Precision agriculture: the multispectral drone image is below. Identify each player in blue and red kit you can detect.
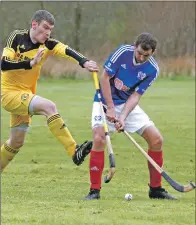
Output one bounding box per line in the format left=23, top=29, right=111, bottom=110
left=84, top=33, right=177, bottom=200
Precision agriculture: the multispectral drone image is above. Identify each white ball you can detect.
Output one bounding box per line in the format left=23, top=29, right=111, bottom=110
left=125, top=193, right=133, bottom=201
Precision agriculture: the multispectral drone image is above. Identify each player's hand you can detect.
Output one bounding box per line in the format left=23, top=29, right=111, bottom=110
left=30, top=48, right=46, bottom=67
left=115, top=117, right=125, bottom=132
left=106, top=106, right=116, bottom=123
left=83, top=60, right=99, bottom=72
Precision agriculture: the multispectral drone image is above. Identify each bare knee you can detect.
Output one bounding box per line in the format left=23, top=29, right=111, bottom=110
left=44, top=101, right=57, bottom=116
left=8, top=128, right=27, bottom=149
left=142, top=126, right=163, bottom=151
left=31, top=96, right=58, bottom=116
left=9, top=138, right=24, bottom=149
left=92, top=127, right=106, bottom=151
left=150, top=134, right=163, bottom=150
left=94, top=133, right=105, bottom=146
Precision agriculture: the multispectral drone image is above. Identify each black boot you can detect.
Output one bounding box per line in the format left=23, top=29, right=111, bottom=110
left=83, top=189, right=100, bottom=200
left=72, top=140, right=92, bottom=166
left=149, top=186, right=177, bottom=200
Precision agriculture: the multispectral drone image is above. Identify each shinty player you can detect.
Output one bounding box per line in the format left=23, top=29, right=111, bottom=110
left=84, top=33, right=177, bottom=200
left=1, top=10, right=99, bottom=172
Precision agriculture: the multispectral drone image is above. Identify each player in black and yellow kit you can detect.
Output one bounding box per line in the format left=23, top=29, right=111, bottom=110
left=1, top=10, right=99, bottom=172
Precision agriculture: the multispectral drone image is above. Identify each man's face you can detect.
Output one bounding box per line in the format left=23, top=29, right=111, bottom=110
left=32, top=20, right=54, bottom=43
left=134, top=44, right=154, bottom=63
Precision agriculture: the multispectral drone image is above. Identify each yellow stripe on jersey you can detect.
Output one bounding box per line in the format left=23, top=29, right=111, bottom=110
left=49, top=42, right=87, bottom=65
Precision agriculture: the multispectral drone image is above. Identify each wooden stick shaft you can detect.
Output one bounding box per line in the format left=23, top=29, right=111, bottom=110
left=123, top=130, right=163, bottom=174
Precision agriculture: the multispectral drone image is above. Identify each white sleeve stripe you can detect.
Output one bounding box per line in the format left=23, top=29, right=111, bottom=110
left=149, top=59, right=159, bottom=72
left=149, top=56, right=159, bottom=68
left=7, top=33, right=17, bottom=48
left=110, top=46, right=128, bottom=61
left=7, top=30, right=28, bottom=48
left=149, top=56, right=158, bottom=65
left=67, top=47, right=85, bottom=58
left=149, top=72, right=158, bottom=86
left=110, top=45, right=133, bottom=62
left=111, top=47, right=130, bottom=63
left=111, top=47, right=133, bottom=63
left=111, top=45, right=133, bottom=61
left=149, top=58, right=159, bottom=73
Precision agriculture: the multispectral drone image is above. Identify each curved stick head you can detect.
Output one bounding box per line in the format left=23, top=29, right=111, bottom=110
left=104, top=175, right=111, bottom=183
left=104, top=167, right=116, bottom=183
left=162, top=172, right=196, bottom=193
left=184, top=181, right=196, bottom=192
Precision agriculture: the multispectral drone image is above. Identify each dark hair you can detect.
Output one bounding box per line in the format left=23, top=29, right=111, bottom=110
left=135, top=33, right=157, bottom=52
left=31, top=10, right=55, bottom=25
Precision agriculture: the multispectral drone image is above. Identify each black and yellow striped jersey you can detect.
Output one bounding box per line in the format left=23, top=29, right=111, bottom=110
left=1, top=29, right=88, bottom=93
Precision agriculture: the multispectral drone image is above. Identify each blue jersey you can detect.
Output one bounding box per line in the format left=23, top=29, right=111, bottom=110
left=94, top=44, right=159, bottom=105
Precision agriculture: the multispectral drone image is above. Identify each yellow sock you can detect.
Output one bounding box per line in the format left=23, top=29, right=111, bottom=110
left=1, top=142, right=19, bottom=172
left=47, top=114, right=76, bottom=156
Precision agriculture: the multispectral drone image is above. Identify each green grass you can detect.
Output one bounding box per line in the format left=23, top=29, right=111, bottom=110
left=1, top=78, right=195, bottom=225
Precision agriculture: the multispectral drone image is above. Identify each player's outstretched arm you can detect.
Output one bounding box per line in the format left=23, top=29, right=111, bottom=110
left=82, top=60, right=99, bottom=72
left=47, top=39, right=99, bottom=72
left=65, top=46, right=99, bottom=72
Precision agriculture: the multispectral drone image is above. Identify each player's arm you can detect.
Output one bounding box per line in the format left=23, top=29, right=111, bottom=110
left=1, top=56, right=32, bottom=71
left=65, top=46, right=89, bottom=67
left=46, top=39, right=98, bottom=71
left=100, top=69, right=115, bottom=122
left=120, top=70, right=159, bottom=122
left=100, top=46, right=126, bottom=121
left=115, top=70, right=159, bottom=131
left=100, top=69, right=115, bottom=109
left=101, top=45, right=127, bottom=108
left=1, top=31, right=32, bottom=71
left=115, top=91, right=142, bottom=131
left=47, top=39, right=88, bottom=66
left=119, top=92, right=142, bottom=121
left=115, top=73, right=157, bottom=132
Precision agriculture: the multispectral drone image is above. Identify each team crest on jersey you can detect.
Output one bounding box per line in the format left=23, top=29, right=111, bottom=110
left=137, top=71, right=147, bottom=80
left=19, top=44, right=25, bottom=50
left=107, top=62, right=111, bottom=67
left=21, top=93, right=29, bottom=101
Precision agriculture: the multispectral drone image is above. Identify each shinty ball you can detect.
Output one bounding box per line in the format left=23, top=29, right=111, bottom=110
left=125, top=193, right=133, bottom=201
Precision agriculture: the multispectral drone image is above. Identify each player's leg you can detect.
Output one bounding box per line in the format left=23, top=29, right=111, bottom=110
left=124, top=105, right=177, bottom=199
left=124, top=105, right=161, bottom=185
left=83, top=126, right=105, bottom=200
left=83, top=102, right=110, bottom=200
left=125, top=105, right=177, bottom=200
left=1, top=115, right=29, bottom=172
left=29, top=95, right=92, bottom=165
left=140, top=125, right=163, bottom=187
left=83, top=102, right=117, bottom=200
left=1, top=91, right=32, bottom=172
left=141, top=125, right=177, bottom=200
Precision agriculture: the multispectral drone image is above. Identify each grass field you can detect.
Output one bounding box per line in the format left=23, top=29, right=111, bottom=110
left=1, top=78, right=195, bottom=225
